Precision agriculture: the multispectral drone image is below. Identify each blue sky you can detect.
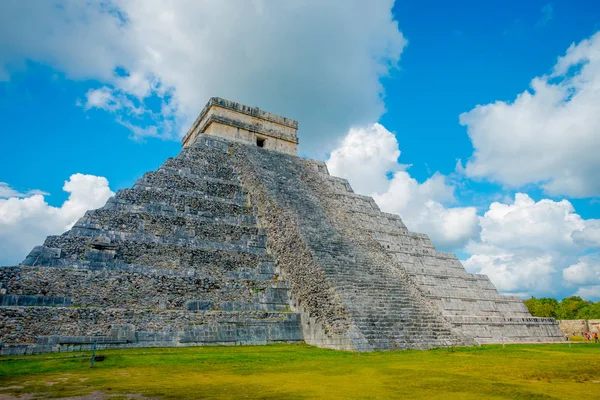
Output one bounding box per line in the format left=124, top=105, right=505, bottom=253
left=387, top=0, right=600, bottom=217
left=1, top=0, right=599, bottom=300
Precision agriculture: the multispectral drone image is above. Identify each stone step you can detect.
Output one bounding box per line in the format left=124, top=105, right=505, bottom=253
left=172, top=153, right=235, bottom=172
left=1, top=265, right=285, bottom=310
left=12, top=260, right=269, bottom=279
left=161, top=157, right=238, bottom=182
left=0, top=310, right=303, bottom=355
left=24, top=237, right=272, bottom=272
left=157, top=163, right=240, bottom=184
left=3, top=261, right=278, bottom=282
left=238, top=144, right=462, bottom=350
left=72, top=209, right=264, bottom=245
left=74, top=206, right=255, bottom=234
left=110, top=187, right=249, bottom=212
left=0, top=306, right=302, bottom=348
left=105, top=199, right=257, bottom=227
left=59, top=230, right=267, bottom=256
left=0, top=294, right=72, bottom=307
left=178, top=140, right=232, bottom=159
left=134, top=171, right=243, bottom=201
left=187, top=287, right=291, bottom=312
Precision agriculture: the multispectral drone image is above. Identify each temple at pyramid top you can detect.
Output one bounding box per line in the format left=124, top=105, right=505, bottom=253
left=182, top=97, right=299, bottom=155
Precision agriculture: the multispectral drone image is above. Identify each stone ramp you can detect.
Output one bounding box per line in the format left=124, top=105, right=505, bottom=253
left=0, top=136, right=303, bottom=355
left=233, top=140, right=467, bottom=350
left=229, top=135, right=561, bottom=348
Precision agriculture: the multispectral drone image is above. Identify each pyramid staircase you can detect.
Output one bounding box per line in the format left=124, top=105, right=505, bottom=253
left=233, top=142, right=467, bottom=350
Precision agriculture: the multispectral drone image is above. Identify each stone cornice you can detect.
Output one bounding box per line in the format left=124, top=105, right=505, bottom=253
left=183, top=97, right=298, bottom=145
left=200, top=115, right=299, bottom=144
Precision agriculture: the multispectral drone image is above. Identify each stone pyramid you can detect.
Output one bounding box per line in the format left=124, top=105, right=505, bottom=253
left=0, top=98, right=562, bottom=355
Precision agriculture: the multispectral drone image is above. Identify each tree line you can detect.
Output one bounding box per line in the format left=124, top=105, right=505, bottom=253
left=524, top=296, right=600, bottom=319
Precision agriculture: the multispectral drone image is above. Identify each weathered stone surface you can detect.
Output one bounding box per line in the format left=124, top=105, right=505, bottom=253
left=182, top=97, right=298, bottom=154
left=307, top=164, right=562, bottom=344
left=0, top=134, right=302, bottom=354
left=231, top=141, right=467, bottom=350
left=0, top=98, right=562, bottom=354
left=558, top=319, right=600, bottom=336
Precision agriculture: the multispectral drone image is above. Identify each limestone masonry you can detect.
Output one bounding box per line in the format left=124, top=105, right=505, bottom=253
left=558, top=319, right=600, bottom=336
left=182, top=97, right=298, bottom=155
left=0, top=98, right=562, bottom=355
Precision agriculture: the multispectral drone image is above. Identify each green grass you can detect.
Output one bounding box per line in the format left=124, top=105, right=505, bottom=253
left=1, top=343, right=599, bottom=399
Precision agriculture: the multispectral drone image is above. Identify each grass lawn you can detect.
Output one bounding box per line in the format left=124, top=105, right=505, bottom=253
left=1, top=343, right=599, bottom=399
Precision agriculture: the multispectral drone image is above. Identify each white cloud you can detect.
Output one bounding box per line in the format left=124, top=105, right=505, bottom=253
left=563, top=255, right=600, bottom=285
left=0, top=174, right=114, bottom=266
left=374, top=172, right=479, bottom=250
left=0, top=0, right=406, bottom=155
left=327, top=123, right=480, bottom=251
left=459, top=31, right=600, bottom=198
left=572, top=220, right=600, bottom=247
left=0, top=182, right=47, bottom=199
left=463, top=193, right=600, bottom=298
left=84, top=87, right=118, bottom=111
left=477, top=194, right=589, bottom=252
left=326, top=123, right=402, bottom=195
left=575, top=285, right=600, bottom=301
left=83, top=86, right=147, bottom=125
left=464, top=252, right=556, bottom=294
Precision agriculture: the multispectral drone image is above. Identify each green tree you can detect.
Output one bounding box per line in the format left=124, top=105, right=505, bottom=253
left=524, top=297, right=558, bottom=318
left=556, top=296, right=588, bottom=319
left=525, top=296, right=600, bottom=319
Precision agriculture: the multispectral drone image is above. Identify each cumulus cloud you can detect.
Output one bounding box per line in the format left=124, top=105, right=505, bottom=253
left=463, top=193, right=600, bottom=298
left=327, top=123, right=479, bottom=251
left=572, top=220, right=600, bottom=247
left=460, top=31, right=600, bottom=197
left=465, top=251, right=556, bottom=295
left=0, top=0, right=406, bottom=154
left=0, top=174, right=114, bottom=266
left=563, top=255, right=600, bottom=285
left=327, top=124, right=402, bottom=195
left=0, top=183, right=47, bottom=199
left=575, top=285, right=600, bottom=301
left=84, top=87, right=118, bottom=111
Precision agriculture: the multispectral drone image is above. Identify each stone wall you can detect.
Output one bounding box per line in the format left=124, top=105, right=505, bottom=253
left=0, top=265, right=281, bottom=310
left=182, top=97, right=298, bottom=154
left=0, top=306, right=299, bottom=345
left=558, top=319, right=600, bottom=335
